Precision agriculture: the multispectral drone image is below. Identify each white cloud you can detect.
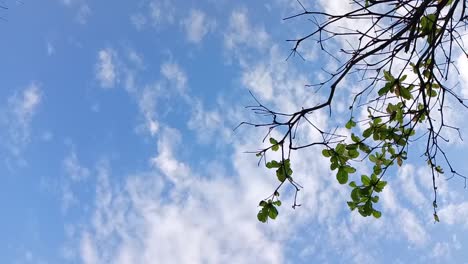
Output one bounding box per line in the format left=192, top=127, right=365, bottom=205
left=439, top=201, right=468, bottom=228
left=130, top=0, right=176, bottom=30
left=136, top=84, right=161, bottom=136
left=150, top=127, right=191, bottom=186
left=242, top=63, right=274, bottom=100
left=69, top=8, right=468, bottom=263
left=182, top=9, right=215, bottom=44
left=431, top=241, right=451, bottom=259
left=160, top=62, right=187, bottom=93
left=130, top=13, right=147, bottom=31
left=397, top=165, right=427, bottom=208
left=96, top=48, right=117, bottom=89
left=64, top=151, right=90, bottom=182
left=76, top=127, right=285, bottom=264
left=224, top=8, right=269, bottom=53
left=187, top=99, right=231, bottom=144
left=81, top=232, right=98, bottom=264
left=1, top=83, right=42, bottom=161
left=398, top=209, right=428, bottom=246
left=149, top=0, right=175, bottom=27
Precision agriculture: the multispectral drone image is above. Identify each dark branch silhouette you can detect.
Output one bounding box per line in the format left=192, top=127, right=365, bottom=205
left=242, top=0, right=468, bottom=222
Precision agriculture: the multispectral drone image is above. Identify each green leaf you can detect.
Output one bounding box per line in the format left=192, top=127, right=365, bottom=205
left=336, top=144, right=345, bottom=154
left=359, top=143, right=371, bottom=153
left=347, top=201, right=357, bottom=210
left=322, top=149, right=332, bottom=158
left=400, top=75, right=407, bottom=82
left=373, top=165, right=382, bottom=175
left=259, top=201, right=267, bottom=207
left=271, top=144, right=279, bottom=151
left=269, top=205, right=278, bottom=219
left=377, top=83, right=392, bottom=96
left=345, top=118, right=356, bottom=129
left=351, top=133, right=360, bottom=143
left=346, top=144, right=358, bottom=150
left=269, top=138, right=278, bottom=145
left=361, top=175, right=371, bottom=186
left=344, top=166, right=356, bottom=173
left=351, top=188, right=360, bottom=202
left=273, top=200, right=282, bottom=206
left=371, top=196, right=379, bottom=203
left=337, top=167, right=349, bottom=184
left=363, top=128, right=373, bottom=138
left=348, top=149, right=359, bottom=159
left=372, top=210, right=382, bottom=219
left=383, top=70, right=394, bottom=81
left=330, top=162, right=339, bottom=171
left=362, top=201, right=373, bottom=216
left=349, top=181, right=357, bottom=188
left=266, top=160, right=281, bottom=169
left=375, top=180, right=387, bottom=192
left=435, top=166, right=444, bottom=174
left=371, top=173, right=378, bottom=183
left=276, top=168, right=287, bottom=182
left=257, top=211, right=268, bottom=222
left=359, top=186, right=371, bottom=196
left=399, top=86, right=412, bottom=99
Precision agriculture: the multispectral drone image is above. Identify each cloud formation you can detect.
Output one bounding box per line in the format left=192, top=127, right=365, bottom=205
left=182, top=9, right=215, bottom=44
left=1, top=83, right=42, bottom=163
left=96, top=48, right=118, bottom=89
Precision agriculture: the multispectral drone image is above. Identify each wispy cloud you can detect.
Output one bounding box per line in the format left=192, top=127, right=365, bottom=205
left=182, top=9, right=215, bottom=44
left=224, top=8, right=269, bottom=53
left=59, top=0, right=91, bottom=24
left=160, top=62, right=187, bottom=93
left=1, top=83, right=42, bottom=163
left=76, top=127, right=284, bottom=264
left=96, top=48, right=118, bottom=89
left=64, top=150, right=90, bottom=182
left=149, top=0, right=175, bottom=27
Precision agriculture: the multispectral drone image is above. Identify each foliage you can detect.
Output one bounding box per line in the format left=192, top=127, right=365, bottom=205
left=240, top=0, right=468, bottom=222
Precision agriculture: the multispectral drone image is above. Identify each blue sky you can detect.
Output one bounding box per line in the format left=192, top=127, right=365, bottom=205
left=1, top=0, right=468, bottom=263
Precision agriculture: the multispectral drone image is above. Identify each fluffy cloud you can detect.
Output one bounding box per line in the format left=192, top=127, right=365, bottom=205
left=96, top=48, right=118, bottom=88
left=76, top=128, right=284, bottom=264
left=64, top=150, right=90, bottom=182
left=149, top=0, right=175, bottom=27
left=70, top=5, right=468, bottom=264
left=160, top=62, right=187, bottom=93
left=224, top=8, right=269, bottom=54
left=1, top=83, right=42, bottom=162
left=137, top=84, right=161, bottom=136
left=182, top=9, right=215, bottom=44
